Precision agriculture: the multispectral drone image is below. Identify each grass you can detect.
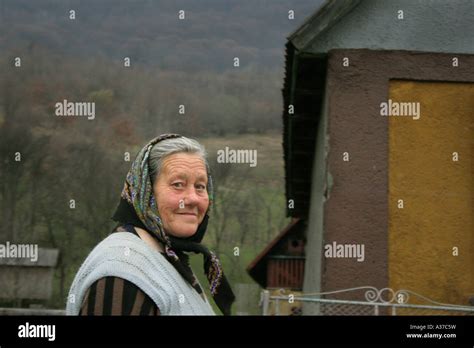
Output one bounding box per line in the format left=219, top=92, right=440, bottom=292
left=199, top=131, right=285, bottom=185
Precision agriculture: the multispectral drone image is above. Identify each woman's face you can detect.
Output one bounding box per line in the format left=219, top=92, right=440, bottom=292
left=153, top=152, right=209, bottom=238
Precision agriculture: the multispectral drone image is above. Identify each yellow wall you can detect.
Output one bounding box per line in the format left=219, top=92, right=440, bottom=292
left=388, top=81, right=473, bottom=306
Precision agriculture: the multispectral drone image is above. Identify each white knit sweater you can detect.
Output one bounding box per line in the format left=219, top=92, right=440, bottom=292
left=65, top=232, right=215, bottom=315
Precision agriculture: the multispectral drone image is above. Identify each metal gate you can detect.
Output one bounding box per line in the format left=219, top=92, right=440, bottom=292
left=260, top=287, right=474, bottom=316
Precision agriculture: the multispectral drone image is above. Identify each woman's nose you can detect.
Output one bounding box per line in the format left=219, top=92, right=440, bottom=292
left=183, top=187, right=200, bottom=205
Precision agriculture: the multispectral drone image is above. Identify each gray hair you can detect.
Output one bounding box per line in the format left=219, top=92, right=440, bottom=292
left=149, top=136, right=208, bottom=184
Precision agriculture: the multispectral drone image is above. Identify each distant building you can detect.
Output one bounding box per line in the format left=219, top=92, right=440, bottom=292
left=250, top=0, right=474, bottom=314
left=247, top=218, right=305, bottom=315
left=0, top=248, right=59, bottom=306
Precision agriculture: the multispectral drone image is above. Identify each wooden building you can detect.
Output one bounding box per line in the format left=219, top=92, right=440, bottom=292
left=247, top=218, right=306, bottom=315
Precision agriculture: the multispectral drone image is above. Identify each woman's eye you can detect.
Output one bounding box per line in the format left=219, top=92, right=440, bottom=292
left=172, top=182, right=184, bottom=188
left=196, top=184, right=206, bottom=191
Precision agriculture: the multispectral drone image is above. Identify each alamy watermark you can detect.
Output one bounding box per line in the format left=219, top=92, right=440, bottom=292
left=0, top=241, right=38, bottom=262
left=380, top=99, right=420, bottom=120
left=18, top=322, right=55, bottom=341
left=55, top=99, right=95, bottom=120
left=216, top=147, right=257, bottom=167
left=324, top=241, right=365, bottom=262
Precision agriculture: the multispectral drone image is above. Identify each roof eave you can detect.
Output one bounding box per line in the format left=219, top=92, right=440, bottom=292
left=288, top=0, right=362, bottom=52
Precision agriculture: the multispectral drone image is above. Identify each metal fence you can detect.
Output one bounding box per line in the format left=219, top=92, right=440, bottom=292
left=0, top=307, right=65, bottom=315
left=260, top=287, right=474, bottom=316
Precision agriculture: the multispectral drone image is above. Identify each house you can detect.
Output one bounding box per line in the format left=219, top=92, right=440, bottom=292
left=0, top=247, right=59, bottom=308
left=250, top=0, right=474, bottom=315
left=247, top=218, right=306, bottom=315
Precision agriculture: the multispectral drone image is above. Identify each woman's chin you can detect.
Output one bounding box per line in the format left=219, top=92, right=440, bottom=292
left=167, top=224, right=198, bottom=238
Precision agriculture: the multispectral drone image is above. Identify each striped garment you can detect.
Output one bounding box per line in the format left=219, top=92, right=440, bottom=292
left=78, top=276, right=160, bottom=315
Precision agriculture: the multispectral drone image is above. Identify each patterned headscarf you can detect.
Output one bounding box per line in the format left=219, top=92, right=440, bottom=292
left=118, top=134, right=235, bottom=315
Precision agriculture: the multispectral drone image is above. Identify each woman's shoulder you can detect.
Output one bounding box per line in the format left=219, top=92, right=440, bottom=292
left=95, top=230, right=141, bottom=251
left=78, top=230, right=155, bottom=273
left=67, top=232, right=175, bottom=315
left=86, top=229, right=169, bottom=277
left=108, top=224, right=165, bottom=254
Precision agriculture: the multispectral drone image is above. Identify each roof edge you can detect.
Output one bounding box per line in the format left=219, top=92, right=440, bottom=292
left=288, top=0, right=362, bottom=52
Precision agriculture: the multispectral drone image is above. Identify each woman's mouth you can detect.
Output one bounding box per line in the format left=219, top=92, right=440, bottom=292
left=177, top=212, right=198, bottom=219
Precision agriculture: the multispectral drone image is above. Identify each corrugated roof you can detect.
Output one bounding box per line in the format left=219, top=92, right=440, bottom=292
left=281, top=43, right=327, bottom=218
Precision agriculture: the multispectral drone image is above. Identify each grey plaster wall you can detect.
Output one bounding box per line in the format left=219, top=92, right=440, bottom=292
left=308, top=0, right=474, bottom=54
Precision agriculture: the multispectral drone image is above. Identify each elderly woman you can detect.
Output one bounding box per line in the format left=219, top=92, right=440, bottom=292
left=66, top=134, right=235, bottom=315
